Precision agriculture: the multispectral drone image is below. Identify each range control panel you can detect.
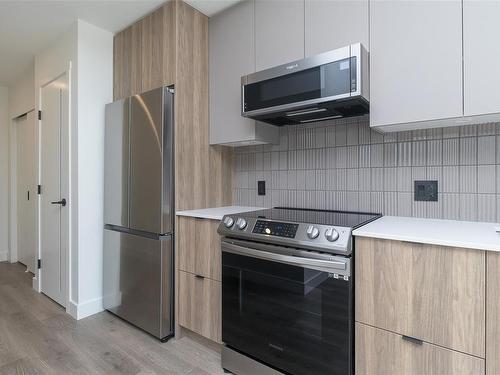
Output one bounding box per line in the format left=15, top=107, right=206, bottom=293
left=252, top=220, right=299, bottom=238
left=218, top=216, right=353, bottom=255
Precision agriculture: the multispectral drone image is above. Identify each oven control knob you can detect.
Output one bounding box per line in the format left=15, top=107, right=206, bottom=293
left=223, top=216, right=234, bottom=228
left=325, top=228, right=340, bottom=242
left=306, top=225, right=320, bottom=239
left=236, top=218, right=247, bottom=230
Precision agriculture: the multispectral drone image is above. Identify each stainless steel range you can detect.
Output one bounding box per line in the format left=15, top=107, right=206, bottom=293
left=217, top=207, right=381, bottom=375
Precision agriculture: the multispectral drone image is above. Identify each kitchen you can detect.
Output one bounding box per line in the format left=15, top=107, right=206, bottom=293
left=0, top=0, right=499, bottom=374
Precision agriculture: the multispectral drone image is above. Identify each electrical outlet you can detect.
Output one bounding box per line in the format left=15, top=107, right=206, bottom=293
left=414, top=180, right=438, bottom=202
left=258, top=180, right=266, bottom=196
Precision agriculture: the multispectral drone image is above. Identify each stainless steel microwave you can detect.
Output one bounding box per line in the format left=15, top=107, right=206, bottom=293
left=241, top=43, right=369, bottom=125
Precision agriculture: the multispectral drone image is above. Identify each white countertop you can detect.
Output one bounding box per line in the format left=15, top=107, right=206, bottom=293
left=176, top=206, right=266, bottom=221
left=353, top=216, right=500, bottom=252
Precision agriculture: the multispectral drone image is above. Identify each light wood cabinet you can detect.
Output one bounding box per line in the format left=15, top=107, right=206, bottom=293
left=141, top=2, right=176, bottom=92
left=113, top=22, right=142, bottom=99
left=177, top=216, right=221, bottom=281
left=487, top=252, right=500, bottom=375
left=463, top=0, right=500, bottom=117
left=254, top=0, right=304, bottom=71
left=176, top=216, right=223, bottom=343
left=304, top=0, right=369, bottom=57
left=129, top=22, right=143, bottom=96
left=355, top=323, right=485, bottom=375
left=178, top=270, right=222, bottom=343
left=355, top=237, right=485, bottom=357
left=369, top=0, right=463, bottom=129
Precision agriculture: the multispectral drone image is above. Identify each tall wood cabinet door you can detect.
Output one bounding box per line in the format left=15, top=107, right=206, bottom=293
left=177, top=217, right=222, bottom=281
left=178, top=271, right=222, bottom=343
left=141, top=8, right=164, bottom=92
left=355, top=323, right=485, bottom=375
left=141, top=2, right=176, bottom=92
left=129, top=22, right=142, bottom=96
left=487, top=252, right=500, bottom=375
left=305, top=0, right=369, bottom=57
left=113, top=30, right=131, bottom=100
left=255, top=0, right=304, bottom=70
left=355, top=238, right=485, bottom=357
left=209, top=0, right=258, bottom=145
left=463, top=0, right=500, bottom=116
left=370, top=0, right=463, bottom=128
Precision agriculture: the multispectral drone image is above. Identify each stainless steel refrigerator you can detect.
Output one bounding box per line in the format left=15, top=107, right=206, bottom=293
left=103, top=85, right=174, bottom=341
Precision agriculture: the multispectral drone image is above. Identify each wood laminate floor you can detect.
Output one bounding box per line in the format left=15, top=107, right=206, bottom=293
left=0, top=262, right=225, bottom=375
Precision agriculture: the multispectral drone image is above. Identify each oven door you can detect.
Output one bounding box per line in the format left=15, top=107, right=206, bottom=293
left=222, top=240, right=353, bottom=375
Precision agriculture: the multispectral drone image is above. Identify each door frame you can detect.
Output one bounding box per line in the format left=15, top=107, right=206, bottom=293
left=36, top=68, right=71, bottom=308
left=9, top=111, right=37, bottom=271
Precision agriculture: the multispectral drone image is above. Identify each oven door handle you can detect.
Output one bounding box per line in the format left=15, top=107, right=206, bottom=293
left=222, top=242, right=349, bottom=275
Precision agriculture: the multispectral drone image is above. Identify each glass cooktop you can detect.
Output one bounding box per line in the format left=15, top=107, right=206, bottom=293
left=240, top=207, right=382, bottom=229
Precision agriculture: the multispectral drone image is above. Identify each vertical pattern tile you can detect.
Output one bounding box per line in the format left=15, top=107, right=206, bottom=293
left=477, top=195, right=496, bottom=222
left=233, top=118, right=500, bottom=223
left=427, top=140, right=442, bottom=166
left=478, top=136, right=496, bottom=164
left=478, top=165, right=495, bottom=194
left=443, top=139, right=459, bottom=165
left=459, top=137, right=477, bottom=165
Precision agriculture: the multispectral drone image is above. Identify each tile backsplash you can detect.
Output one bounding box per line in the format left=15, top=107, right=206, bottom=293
left=233, top=116, right=500, bottom=223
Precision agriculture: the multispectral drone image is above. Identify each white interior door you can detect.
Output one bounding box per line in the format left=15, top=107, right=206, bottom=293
left=40, top=74, right=68, bottom=307
left=16, top=111, right=37, bottom=273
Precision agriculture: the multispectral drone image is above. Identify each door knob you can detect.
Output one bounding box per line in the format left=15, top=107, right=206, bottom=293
left=51, top=198, right=67, bottom=207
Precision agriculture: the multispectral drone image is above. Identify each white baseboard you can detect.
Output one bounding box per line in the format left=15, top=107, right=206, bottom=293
left=32, top=276, right=40, bottom=292
left=67, top=297, right=104, bottom=320
left=0, top=250, right=8, bottom=262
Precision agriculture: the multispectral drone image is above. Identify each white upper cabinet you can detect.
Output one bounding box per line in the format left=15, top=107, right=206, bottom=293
left=305, top=0, right=369, bottom=57
left=463, top=0, right=500, bottom=117
left=209, top=0, right=279, bottom=145
left=255, top=0, right=305, bottom=71
left=370, top=0, right=463, bottom=129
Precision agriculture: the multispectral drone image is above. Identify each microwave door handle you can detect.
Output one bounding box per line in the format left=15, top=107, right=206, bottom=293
left=222, top=242, right=347, bottom=274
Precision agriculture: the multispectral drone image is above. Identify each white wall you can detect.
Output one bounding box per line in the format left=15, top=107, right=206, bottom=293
left=75, top=19, right=113, bottom=317
left=9, top=63, right=35, bottom=118
left=34, top=20, right=113, bottom=319
left=0, top=87, right=8, bottom=261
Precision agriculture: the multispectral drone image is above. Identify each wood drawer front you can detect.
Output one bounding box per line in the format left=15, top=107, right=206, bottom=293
left=355, top=323, right=485, bottom=375
left=178, top=217, right=222, bottom=281
left=355, top=237, right=485, bottom=357
left=178, top=270, right=221, bottom=343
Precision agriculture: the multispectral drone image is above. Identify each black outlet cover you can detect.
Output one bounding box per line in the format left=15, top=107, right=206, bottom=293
left=414, top=180, right=438, bottom=202
left=258, top=180, right=266, bottom=196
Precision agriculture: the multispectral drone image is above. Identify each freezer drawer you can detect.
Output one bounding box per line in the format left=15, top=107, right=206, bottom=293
left=129, top=87, right=174, bottom=234
left=104, top=98, right=130, bottom=228
left=103, top=228, right=174, bottom=339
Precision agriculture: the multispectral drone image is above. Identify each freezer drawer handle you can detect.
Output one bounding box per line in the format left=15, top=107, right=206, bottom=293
left=51, top=198, right=67, bottom=207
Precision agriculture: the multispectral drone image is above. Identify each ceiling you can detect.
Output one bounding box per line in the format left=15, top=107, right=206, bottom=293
left=0, top=0, right=241, bottom=87
left=185, top=0, right=242, bottom=17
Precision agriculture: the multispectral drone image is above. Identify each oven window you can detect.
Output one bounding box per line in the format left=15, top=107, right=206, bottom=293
left=222, top=252, right=353, bottom=375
